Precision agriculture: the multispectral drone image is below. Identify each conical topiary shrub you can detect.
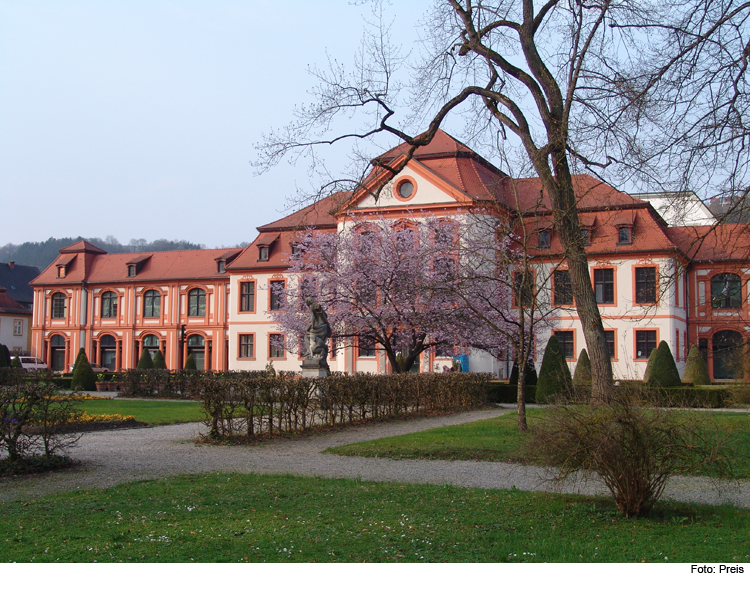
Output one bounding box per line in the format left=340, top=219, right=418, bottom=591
left=71, top=347, right=86, bottom=374
left=682, top=344, right=711, bottom=385
left=11, top=356, right=22, bottom=369
left=184, top=354, right=197, bottom=370
left=573, top=348, right=592, bottom=385
left=0, top=344, right=9, bottom=368
left=137, top=348, right=154, bottom=369
left=536, top=335, right=573, bottom=403
left=642, top=347, right=657, bottom=384
left=152, top=349, right=167, bottom=370
left=644, top=340, right=682, bottom=388
left=71, top=350, right=97, bottom=391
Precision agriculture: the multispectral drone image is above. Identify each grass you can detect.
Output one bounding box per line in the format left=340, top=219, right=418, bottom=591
left=328, top=409, right=750, bottom=479
left=0, top=472, right=748, bottom=563
left=74, top=399, right=204, bottom=425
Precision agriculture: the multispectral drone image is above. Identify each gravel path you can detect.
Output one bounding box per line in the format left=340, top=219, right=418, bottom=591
left=1, top=406, right=748, bottom=508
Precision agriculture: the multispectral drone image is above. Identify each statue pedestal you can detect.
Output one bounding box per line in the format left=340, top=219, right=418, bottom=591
left=300, top=358, right=329, bottom=379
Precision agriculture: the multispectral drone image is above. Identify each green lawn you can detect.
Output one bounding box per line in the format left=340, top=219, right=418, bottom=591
left=328, top=409, right=750, bottom=479
left=1, top=472, right=748, bottom=563
left=76, top=399, right=204, bottom=425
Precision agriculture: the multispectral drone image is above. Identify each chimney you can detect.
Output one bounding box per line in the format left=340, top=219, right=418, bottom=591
left=8, top=261, right=15, bottom=269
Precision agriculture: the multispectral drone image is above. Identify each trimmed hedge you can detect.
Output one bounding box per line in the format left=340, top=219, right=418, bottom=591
left=536, top=335, right=573, bottom=403
left=683, top=344, right=711, bottom=386
left=71, top=350, right=97, bottom=391
left=644, top=341, right=681, bottom=388
left=137, top=349, right=154, bottom=370
left=573, top=349, right=591, bottom=385
left=120, top=370, right=492, bottom=440
left=152, top=350, right=167, bottom=370
left=487, top=381, right=536, bottom=404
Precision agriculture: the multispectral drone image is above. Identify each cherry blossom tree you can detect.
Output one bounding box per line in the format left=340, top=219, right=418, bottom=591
left=270, top=215, right=514, bottom=374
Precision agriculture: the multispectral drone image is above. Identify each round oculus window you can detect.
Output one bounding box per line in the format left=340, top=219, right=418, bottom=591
left=397, top=180, right=414, bottom=199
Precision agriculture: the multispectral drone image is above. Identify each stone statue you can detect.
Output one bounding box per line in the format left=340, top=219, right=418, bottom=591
left=303, top=297, right=332, bottom=369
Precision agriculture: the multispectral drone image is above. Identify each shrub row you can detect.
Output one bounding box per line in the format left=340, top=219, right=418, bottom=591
left=119, top=370, right=491, bottom=440
left=488, top=379, right=734, bottom=408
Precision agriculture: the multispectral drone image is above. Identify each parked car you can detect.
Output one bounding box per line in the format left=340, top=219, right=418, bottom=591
left=12, top=356, right=48, bottom=372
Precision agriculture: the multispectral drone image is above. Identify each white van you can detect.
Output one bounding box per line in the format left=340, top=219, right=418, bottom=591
left=12, top=356, right=48, bottom=372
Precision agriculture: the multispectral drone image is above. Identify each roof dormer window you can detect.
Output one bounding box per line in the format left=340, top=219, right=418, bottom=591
left=259, top=246, right=269, bottom=261
left=580, top=228, right=591, bottom=245
left=57, top=266, right=66, bottom=278
left=538, top=230, right=551, bottom=249
left=217, top=260, right=226, bottom=274
left=128, top=265, right=136, bottom=277
left=617, top=226, right=632, bottom=245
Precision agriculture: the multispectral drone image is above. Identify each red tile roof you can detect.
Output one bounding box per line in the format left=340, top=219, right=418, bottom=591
left=522, top=206, right=678, bottom=257
left=32, top=248, right=236, bottom=285
left=257, top=193, right=347, bottom=232
left=665, top=224, right=750, bottom=261
left=227, top=230, right=312, bottom=271
left=0, top=287, right=31, bottom=316
left=498, top=175, right=641, bottom=212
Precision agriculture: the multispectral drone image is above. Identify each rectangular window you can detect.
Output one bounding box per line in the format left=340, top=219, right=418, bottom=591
left=675, top=329, right=680, bottom=362
left=51, top=294, right=66, bottom=319
left=554, top=331, right=574, bottom=360
left=269, top=280, right=285, bottom=311
left=553, top=270, right=573, bottom=306
left=13, top=319, right=23, bottom=336
left=128, top=266, right=136, bottom=277
left=605, top=330, right=615, bottom=359
left=240, top=281, right=255, bottom=312
left=594, top=268, right=614, bottom=304
left=239, top=334, right=254, bottom=359
left=357, top=336, right=376, bottom=358
left=617, top=227, right=632, bottom=245
left=635, top=267, right=657, bottom=304
left=143, top=291, right=161, bottom=318
left=259, top=246, right=269, bottom=261
left=514, top=271, right=534, bottom=308
left=269, top=333, right=285, bottom=359
left=636, top=330, right=657, bottom=359
left=581, top=229, right=591, bottom=245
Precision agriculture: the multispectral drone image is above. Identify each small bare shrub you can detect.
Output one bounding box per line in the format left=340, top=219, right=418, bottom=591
left=0, top=381, right=81, bottom=469
left=526, top=395, right=735, bottom=517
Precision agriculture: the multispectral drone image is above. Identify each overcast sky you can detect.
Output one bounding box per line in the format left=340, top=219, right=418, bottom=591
left=0, top=0, right=435, bottom=248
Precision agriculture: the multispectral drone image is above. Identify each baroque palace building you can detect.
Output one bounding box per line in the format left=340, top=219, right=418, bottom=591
left=31, top=131, right=750, bottom=380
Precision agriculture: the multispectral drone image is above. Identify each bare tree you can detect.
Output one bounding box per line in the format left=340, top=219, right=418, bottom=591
left=257, top=0, right=749, bottom=400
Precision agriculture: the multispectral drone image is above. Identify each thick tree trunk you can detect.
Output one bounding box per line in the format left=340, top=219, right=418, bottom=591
left=527, top=149, right=615, bottom=403
left=547, top=161, right=615, bottom=403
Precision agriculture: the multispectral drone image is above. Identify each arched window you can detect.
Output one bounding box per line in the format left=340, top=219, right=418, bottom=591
left=188, top=288, right=206, bottom=317
left=99, top=335, right=117, bottom=371
left=101, top=291, right=118, bottom=318
left=187, top=334, right=206, bottom=370
left=142, top=334, right=160, bottom=359
left=49, top=335, right=66, bottom=371
left=51, top=293, right=66, bottom=319
left=712, top=330, right=744, bottom=379
left=143, top=290, right=161, bottom=318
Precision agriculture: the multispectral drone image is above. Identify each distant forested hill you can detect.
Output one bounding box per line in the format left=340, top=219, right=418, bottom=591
left=0, top=237, right=206, bottom=270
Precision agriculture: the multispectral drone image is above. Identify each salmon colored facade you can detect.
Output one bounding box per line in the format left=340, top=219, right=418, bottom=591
left=30, top=241, right=241, bottom=372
